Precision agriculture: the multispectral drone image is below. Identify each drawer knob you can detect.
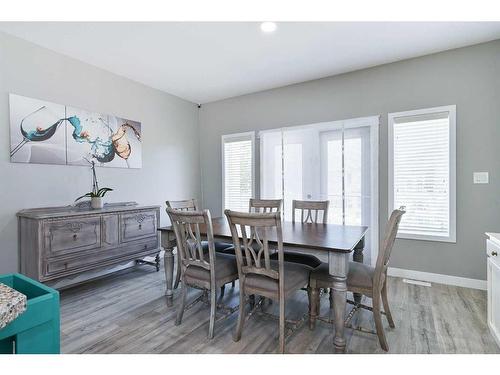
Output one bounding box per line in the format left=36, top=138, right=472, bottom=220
left=73, top=234, right=78, bottom=240
left=492, top=251, right=498, bottom=257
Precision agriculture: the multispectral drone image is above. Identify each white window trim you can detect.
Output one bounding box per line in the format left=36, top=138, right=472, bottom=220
left=388, top=105, right=456, bottom=243
left=221, top=131, right=256, bottom=213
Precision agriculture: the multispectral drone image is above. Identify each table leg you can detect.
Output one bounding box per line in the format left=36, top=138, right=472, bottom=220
left=164, top=246, right=175, bottom=307
left=352, top=237, right=365, bottom=304
left=329, top=251, right=349, bottom=353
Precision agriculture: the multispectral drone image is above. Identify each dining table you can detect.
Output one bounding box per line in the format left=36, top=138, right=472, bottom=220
left=158, top=217, right=368, bottom=353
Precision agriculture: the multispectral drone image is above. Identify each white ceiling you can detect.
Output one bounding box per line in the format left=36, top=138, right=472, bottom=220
left=1, top=22, right=500, bottom=103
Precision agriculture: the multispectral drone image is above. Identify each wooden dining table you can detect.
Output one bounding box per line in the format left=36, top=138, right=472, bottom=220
left=158, top=217, right=368, bottom=353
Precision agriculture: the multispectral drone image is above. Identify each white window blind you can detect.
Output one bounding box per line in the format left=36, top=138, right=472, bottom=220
left=388, top=106, right=456, bottom=242
left=222, top=132, right=255, bottom=212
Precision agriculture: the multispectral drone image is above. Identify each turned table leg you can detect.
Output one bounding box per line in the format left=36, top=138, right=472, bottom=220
left=164, top=246, right=175, bottom=307
left=329, top=251, right=349, bottom=353
left=352, top=237, right=365, bottom=304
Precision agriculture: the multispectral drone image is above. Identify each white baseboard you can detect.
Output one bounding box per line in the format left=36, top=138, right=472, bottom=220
left=388, top=267, right=487, bottom=290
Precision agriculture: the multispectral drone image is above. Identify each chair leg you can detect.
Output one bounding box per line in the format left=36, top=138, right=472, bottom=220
left=231, top=280, right=235, bottom=288
left=220, top=285, right=225, bottom=298
left=373, top=295, right=389, bottom=351
left=329, top=288, right=334, bottom=309
left=173, top=248, right=182, bottom=289
left=309, top=287, right=319, bottom=330
left=249, top=294, right=255, bottom=309
left=233, top=288, right=246, bottom=342
left=279, top=293, right=285, bottom=354
left=381, top=280, right=395, bottom=328
left=208, top=286, right=217, bottom=339
left=175, top=282, right=187, bottom=325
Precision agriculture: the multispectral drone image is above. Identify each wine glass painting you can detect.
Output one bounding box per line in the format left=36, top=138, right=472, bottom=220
left=9, top=94, right=142, bottom=169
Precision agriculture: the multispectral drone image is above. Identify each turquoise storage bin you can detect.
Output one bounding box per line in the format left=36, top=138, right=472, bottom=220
left=0, top=273, right=60, bottom=354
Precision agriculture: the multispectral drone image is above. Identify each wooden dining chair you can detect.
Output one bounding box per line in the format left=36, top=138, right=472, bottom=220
left=308, top=207, right=406, bottom=351
left=270, top=199, right=330, bottom=269
left=166, top=208, right=239, bottom=339
left=292, top=199, right=329, bottom=224
left=248, top=198, right=282, bottom=213
left=166, top=199, right=234, bottom=289
left=224, top=209, right=310, bottom=353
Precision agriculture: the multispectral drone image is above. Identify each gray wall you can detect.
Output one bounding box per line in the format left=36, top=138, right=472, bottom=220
left=199, top=40, right=500, bottom=280
left=0, top=32, right=201, bottom=274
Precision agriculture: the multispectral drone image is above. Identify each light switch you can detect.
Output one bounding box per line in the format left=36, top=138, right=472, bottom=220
left=473, top=172, right=489, bottom=184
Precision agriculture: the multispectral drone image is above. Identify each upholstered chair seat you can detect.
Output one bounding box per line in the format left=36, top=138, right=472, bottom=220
left=310, top=261, right=381, bottom=293
left=203, top=241, right=234, bottom=253
left=269, top=252, right=321, bottom=269
left=184, top=252, right=238, bottom=286
left=244, top=260, right=310, bottom=299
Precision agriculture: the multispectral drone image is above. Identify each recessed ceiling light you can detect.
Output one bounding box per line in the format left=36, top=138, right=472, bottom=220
left=260, top=22, right=277, bottom=33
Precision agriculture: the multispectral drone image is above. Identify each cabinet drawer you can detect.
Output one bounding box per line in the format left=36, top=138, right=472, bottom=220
left=44, top=217, right=101, bottom=257
left=45, top=256, right=90, bottom=276
left=121, top=210, right=158, bottom=243
left=44, top=237, right=159, bottom=278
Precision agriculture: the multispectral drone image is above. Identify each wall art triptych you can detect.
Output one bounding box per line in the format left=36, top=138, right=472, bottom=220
left=9, top=94, right=142, bottom=169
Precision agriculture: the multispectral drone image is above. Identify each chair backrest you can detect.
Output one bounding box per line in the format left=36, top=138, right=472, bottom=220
left=248, top=198, right=282, bottom=213
left=374, top=207, right=406, bottom=289
left=292, top=200, right=330, bottom=224
left=166, top=208, right=216, bottom=282
left=225, top=210, right=284, bottom=288
left=166, top=199, right=198, bottom=211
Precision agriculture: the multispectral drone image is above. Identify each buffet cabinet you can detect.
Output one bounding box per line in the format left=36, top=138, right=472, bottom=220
left=486, top=233, right=500, bottom=348
left=17, top=204, right=161, bottom=287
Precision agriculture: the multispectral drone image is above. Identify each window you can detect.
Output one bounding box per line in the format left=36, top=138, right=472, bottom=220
left=221, top=132, right=255, bottom=212
left=388, top=105, right=456, bottom=242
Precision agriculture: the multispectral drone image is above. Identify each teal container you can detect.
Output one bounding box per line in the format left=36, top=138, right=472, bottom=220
left=0, top=273, right=60, bottom=354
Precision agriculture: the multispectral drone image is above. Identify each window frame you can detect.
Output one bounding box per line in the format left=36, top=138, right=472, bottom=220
left=221, top=131, right=256, bottom=213
left=388, top=105, right=456, bottom=243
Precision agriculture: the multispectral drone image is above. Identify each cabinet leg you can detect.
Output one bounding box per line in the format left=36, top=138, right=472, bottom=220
left=155, top=253, right=160, bottom=272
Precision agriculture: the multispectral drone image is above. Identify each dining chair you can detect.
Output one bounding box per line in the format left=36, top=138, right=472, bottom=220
left=166, top=208, right=239, bottom=339
left=217, top=199, right=283, bottom=256
left=224, top=209, right=310, bottom=353
left=308, top=207, right=405, bottom=351
left=292, top=199, right=329, bottom=224
left=166, top=199, right=234, bottom=289
left=269, top=199, right=329, bottom=269
left=248, top=198, right=282, bottom=213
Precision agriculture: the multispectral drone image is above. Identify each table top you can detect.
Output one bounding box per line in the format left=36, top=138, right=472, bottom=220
left=159, top=217, right=368, bottom=253
left=0, top=283, right=27, bottom=329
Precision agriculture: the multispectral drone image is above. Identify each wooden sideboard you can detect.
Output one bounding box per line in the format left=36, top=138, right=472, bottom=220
left=17, top=203, right=161, bottom=287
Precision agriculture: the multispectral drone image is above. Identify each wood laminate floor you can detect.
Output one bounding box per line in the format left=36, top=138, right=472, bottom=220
left=60, top=265, right=500, bottom=354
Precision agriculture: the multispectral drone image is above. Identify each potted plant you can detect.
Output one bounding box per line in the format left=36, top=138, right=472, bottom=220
left=75, top=161, right=113, bottom=209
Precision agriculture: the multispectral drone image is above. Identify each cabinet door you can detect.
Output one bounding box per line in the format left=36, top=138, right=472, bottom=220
left=120, top=210, right=158, bottom=243
left=43, top=217, right=101, bottom=257
left=487, top=256, right=500, bottom=346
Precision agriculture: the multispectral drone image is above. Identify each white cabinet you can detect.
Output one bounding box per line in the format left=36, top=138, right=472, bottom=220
left=486, top=233, right=500, bottom=348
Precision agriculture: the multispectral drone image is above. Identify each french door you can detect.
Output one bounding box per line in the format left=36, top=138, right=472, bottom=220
left=260, top=117, right=378, bottom=264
